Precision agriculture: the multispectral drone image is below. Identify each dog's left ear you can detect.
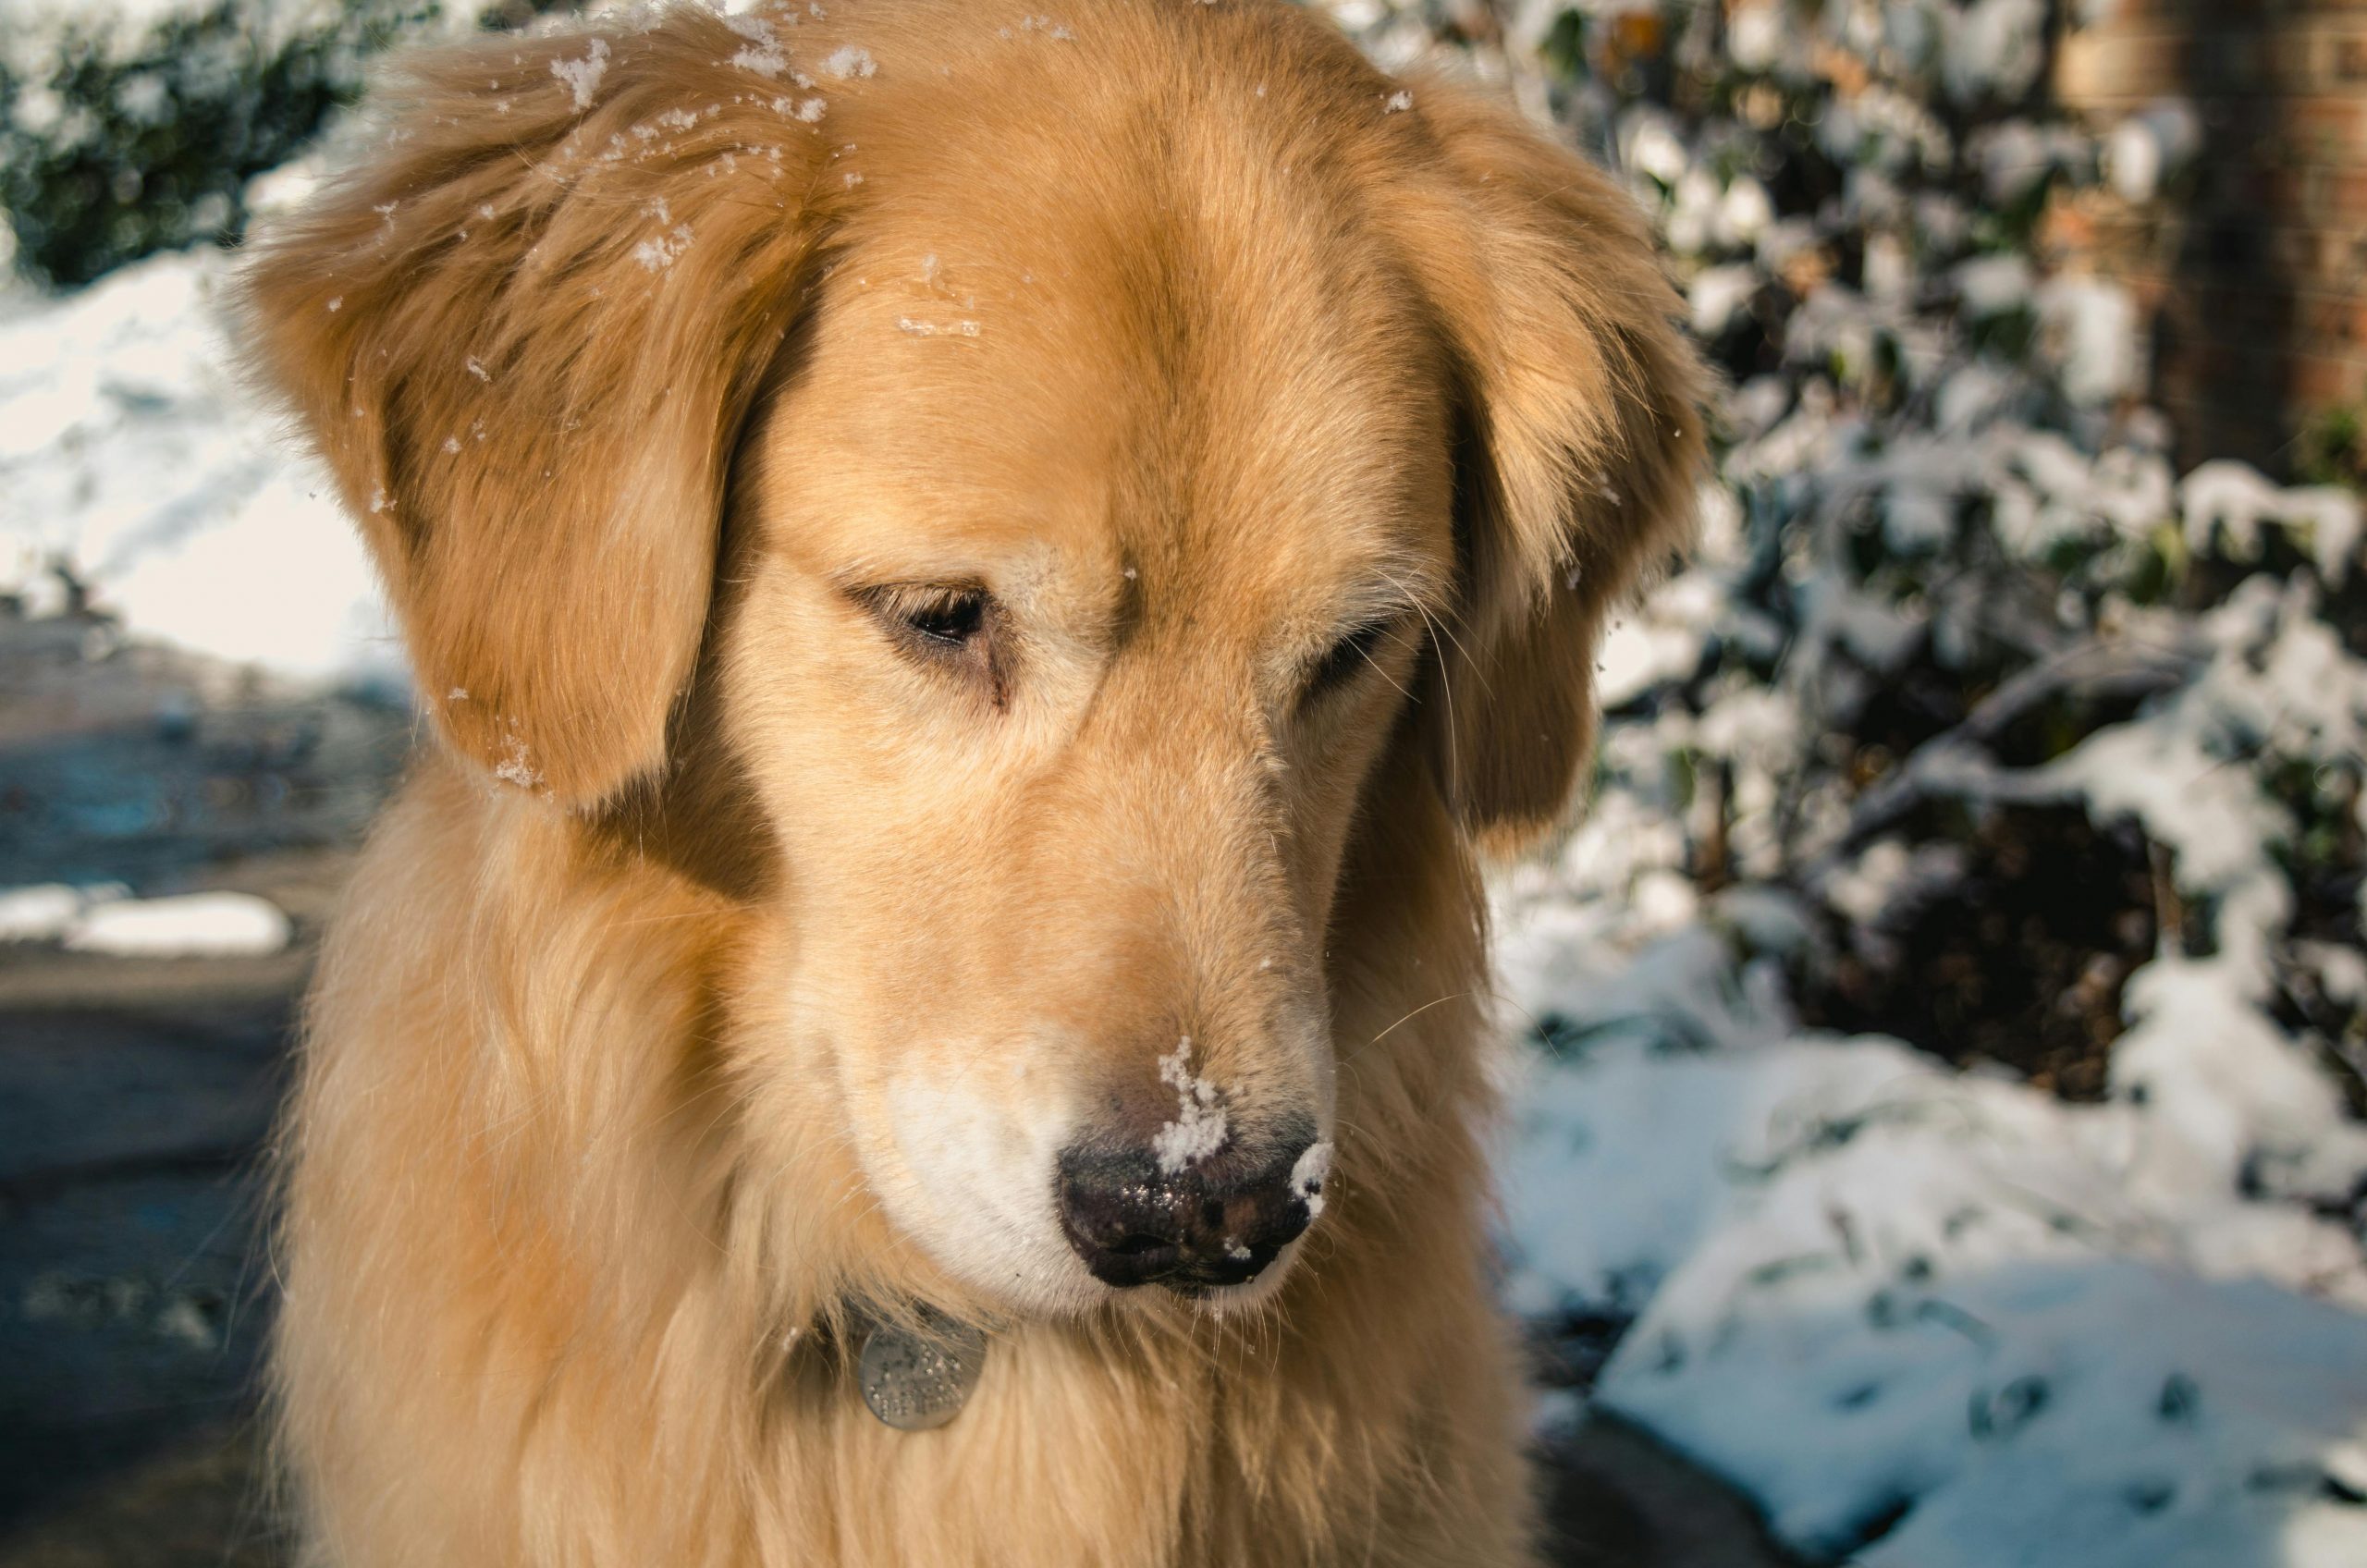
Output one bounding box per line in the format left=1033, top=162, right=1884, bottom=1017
left=1384, top=81, right=1711, bottom=855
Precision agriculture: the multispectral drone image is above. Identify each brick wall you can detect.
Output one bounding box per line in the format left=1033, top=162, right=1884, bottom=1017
left=2054, top=0, right=2367, bottom=473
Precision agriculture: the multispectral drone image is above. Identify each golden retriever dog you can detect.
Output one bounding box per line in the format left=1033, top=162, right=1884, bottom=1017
left=237, top=1, right=1704, bottom=1562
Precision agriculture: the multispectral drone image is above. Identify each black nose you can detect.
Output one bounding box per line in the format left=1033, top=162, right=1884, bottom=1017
left=1056, top=1133, right=1327, bottom=1292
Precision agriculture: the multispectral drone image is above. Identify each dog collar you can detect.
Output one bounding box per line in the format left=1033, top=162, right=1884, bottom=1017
left=856, top=1315, right=988, bottom=1430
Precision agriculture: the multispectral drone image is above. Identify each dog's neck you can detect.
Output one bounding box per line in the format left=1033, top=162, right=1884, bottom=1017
left=291, top=754, right=1530, bottom=1559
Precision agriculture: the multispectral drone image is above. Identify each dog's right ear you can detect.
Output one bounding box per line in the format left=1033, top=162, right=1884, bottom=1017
left=237, top=10, right=833, bottom=805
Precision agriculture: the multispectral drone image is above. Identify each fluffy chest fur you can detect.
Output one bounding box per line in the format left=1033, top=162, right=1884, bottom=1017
left=282, top=756, right=1527, bottom=1566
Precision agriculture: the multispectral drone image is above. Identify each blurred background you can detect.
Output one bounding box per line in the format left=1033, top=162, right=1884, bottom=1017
left=1, top=2, right=2362, bottom=1564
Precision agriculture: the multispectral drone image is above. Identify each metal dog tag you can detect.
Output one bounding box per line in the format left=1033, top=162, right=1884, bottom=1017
left=857, top=1317, right=987, bottom=1431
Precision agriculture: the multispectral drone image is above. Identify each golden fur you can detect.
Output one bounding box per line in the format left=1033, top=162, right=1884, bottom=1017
left=236, top=2, right=1707, bottom=1562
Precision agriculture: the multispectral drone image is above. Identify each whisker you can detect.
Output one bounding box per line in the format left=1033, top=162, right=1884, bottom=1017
left=1340, top=990, right=1475, bottom=1069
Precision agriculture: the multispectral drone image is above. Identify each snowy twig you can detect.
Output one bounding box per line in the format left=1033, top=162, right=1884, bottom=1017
left=1798, top=631, right=2205, bottom=880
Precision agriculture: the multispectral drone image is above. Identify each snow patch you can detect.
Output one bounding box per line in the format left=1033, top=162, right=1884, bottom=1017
left=0, top=883, right=118, bottom=942
left=725, top=12, right=789, bottom=78
left=2180, top=460, right=2362, bottom=582
left=1290, top=1140, right=1331, bottom=1219
left=632, top=223, right=695, bottom=271
left=1687, top=263, right=1758, bottom=338
left=1152, top=1035, right=1227, bottom=1174
left=820, top=44, right=875, bottom=80
left=0, top=247, right=395, bottom=680
left=492, top=730, right=544, bottom=792
left=549, top=36, right=610, bottom=112
left=60, top=890, right=291, bottom=958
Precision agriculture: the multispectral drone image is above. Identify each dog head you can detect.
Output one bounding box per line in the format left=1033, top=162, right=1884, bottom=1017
left=240, top=0, right=1705, bottom=1317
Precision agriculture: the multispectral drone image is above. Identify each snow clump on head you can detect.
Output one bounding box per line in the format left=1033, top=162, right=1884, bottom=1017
left=550, top=37, right=609, bottom=111
left=820, top=44, right=876, bottom=79
left=726, top=12, right=791, bottom=79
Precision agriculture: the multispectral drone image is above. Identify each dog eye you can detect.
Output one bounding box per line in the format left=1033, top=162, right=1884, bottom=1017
left=1302, top=619, right=1393, bottom=699
left=864, top=584, right=990, bottom=652
left=902, top=589, right=987, bottom=646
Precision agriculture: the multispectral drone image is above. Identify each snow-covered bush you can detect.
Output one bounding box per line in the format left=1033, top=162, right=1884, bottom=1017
left=1328, top=0, right=2364, bottom=1144
left=1322, top=0, right=2367, bottom=1119
left=0, top=0, right=556, bottom=287
left=1328, top=3, right=2367, bottom=1563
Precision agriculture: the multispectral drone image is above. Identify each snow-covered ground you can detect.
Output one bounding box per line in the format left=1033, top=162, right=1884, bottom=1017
left=0, top=881, right=293, bottom=955
left=1497, top=904, right=2367, bottom=1566
left=0, top=237, right=396, bottom=681
left=5, top=2, right=2365, bottom=1565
